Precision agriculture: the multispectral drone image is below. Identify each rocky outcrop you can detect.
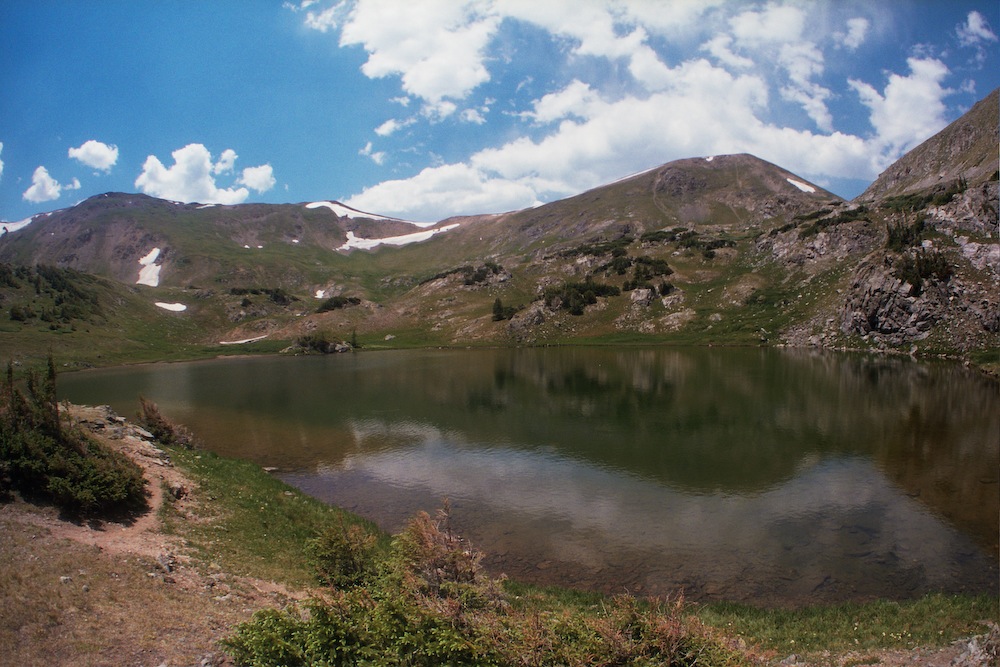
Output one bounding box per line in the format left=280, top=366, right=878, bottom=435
left=841, top=258, right=950, bottom=344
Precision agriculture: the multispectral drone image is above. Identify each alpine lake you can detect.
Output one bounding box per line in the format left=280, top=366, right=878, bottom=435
left=59, top=346, right=999, bottom=607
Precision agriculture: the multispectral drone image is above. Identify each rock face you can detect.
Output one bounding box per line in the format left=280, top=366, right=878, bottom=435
left=841, top=259, right=947, bottom=344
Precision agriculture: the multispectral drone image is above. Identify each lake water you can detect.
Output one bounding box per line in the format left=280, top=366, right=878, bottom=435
left=59, top=347, right=999, bottom=606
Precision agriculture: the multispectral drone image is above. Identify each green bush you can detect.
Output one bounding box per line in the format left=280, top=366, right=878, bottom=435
left=492, top=298, right=518, bottom=322
left=894, top=249, right=954, bottom=296
left=225, top=503, right=751, bottom=666
left=307, top=519, right=379, bottom=589
left=138, top=396, right=198, bottom=449
left=0, top=359, right=147, bottom=516
left=543, top=279, right=620, bottom=315
left=316, top=295, right=361, bottom=313
left=886, top=217, right=926, bottom=252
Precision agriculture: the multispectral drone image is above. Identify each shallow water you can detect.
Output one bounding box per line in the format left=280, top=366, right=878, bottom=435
left=60, top=347, right=1000, bottom=606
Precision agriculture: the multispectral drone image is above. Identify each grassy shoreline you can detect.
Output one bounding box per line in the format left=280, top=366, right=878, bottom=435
left=161, top=437, right=999, bottom=660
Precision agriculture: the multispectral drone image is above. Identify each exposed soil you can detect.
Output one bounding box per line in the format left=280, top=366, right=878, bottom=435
left=1, top=404, right=994, bottom=666
left=0, top=404, right=308, bottom=667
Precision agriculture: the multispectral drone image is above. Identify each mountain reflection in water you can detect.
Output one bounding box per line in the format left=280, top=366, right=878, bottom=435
left=60, top=347, right=1000, bottom=606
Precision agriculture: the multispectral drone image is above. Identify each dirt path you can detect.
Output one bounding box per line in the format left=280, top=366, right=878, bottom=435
left=0, top=404, right=305, bottom=667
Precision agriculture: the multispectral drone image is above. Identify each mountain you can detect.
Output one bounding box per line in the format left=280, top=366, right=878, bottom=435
left=1, top=91, right=997, bottom=369
left=859, top=88, right=998, bottom=202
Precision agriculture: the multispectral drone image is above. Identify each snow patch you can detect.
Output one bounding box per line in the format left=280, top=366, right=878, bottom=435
left=197, top=203, right=217, bottom=209
left=337, top=224, right=460, bottom=251
left=155, top=302, right=187, bottom=312
left=219, top=334, right=268, bottom=345
left=306, top=200, right=431, bottom=227
left=315, top=289, right=326, bottom=299
left=137, top=248, right=162, bottom=287
left=705, top=156, right=715, bottom=162
left=786, top=177, right=816, bottom=193
left=1, top=215, right=39, bottom=234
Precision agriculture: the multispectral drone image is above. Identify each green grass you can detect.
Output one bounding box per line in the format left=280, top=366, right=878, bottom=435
left=697, top=595, right=998, bottom=654
left=162, top=446, right=386, bottom=588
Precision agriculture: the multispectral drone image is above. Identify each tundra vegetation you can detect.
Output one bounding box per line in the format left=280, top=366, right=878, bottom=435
left=0, top=359, right=147, bottom=516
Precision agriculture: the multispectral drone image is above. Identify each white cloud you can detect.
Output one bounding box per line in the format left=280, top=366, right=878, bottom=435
left=305, top=4, right=342, bottom=32
left=345, top=162, right=537, bottom=222
left=523, top=79, right=603, bottom=123
left=460, top=108, right=487, bottom=124
left=68, top=139, right=119, bottom=172
left=22, top=166, right=65, bottom=203
left=134, top=143, right=274, bottom=204
left=359, top=141, right=386, bottom=165
left=374, top=117, right=414, bottom=136
left=701, top=34, right=754, bottom=69
left=957, top=10, right=998, bottom=46
left=67, top=177, right=81, bottom=191
left=729, top=3, right=805, bottom=46
left=238, top=164, right=276, bottom=192
left=850, top=57, right=952, bottom=161
left=339, top=0, right=499, bottom=108
left=837, top=17, right=869, bottom=50
left=778, top=41, right=832, bottom=131
left=297, top=1, right=977, bottom=221
left=344, top=57, right=879, bottom=220
left=213, top=148, right=238, bottom=174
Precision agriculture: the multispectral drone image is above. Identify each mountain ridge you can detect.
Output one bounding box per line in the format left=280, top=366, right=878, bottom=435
left=0, top=91, right=997, bottom=368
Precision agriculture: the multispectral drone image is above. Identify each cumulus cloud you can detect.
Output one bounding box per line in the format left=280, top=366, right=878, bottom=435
left=345, top=162, right=537, bottom=222
left=957, top=10, right=998, bottom=46
left=339, top=0, right=499, bottom=111
left=238, top=164, right=277, bottom=192
left=68, top=139, right=119, bottom=172
left=295, top=1, right=978, bottom=221
left=22, top=166, right=66, bottom=203
left=213, top=148, right=238, bottom=174
left=135, top=144, right=274, bottom=204
left=837, top=17, right=869, bottom=50
left=460, top=109, right=484, bottom=124
left=850, top=57, right=952, bottom=161
left=701, top=34, right=754, bottom=69
left=345, top=57, right=876, bottom=220
left=375, top=118, right=407, bottom=136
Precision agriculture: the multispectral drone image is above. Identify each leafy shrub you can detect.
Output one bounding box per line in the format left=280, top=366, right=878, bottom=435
left=225, top=503, right=751, bottom=667
left=308, top=518, right=379, bottom=589
left=0, top=359, right=147, bottom=516
left=138, top=396, right=198, bottom=449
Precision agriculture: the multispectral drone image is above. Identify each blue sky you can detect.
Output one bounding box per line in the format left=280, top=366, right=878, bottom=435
left=1, top=1, right=997, bottom=224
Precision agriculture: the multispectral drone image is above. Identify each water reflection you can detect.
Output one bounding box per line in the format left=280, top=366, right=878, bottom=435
left=59, top=347, right=1000, bottom=605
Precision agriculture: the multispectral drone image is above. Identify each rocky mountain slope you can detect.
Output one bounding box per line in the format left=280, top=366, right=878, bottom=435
left=0, top=91, right=996, bottom=367
left=859, top=88, right=998, bottom=202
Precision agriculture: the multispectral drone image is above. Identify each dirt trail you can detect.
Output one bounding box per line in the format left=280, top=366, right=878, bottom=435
left=0, top=404, right=304, bottom=667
